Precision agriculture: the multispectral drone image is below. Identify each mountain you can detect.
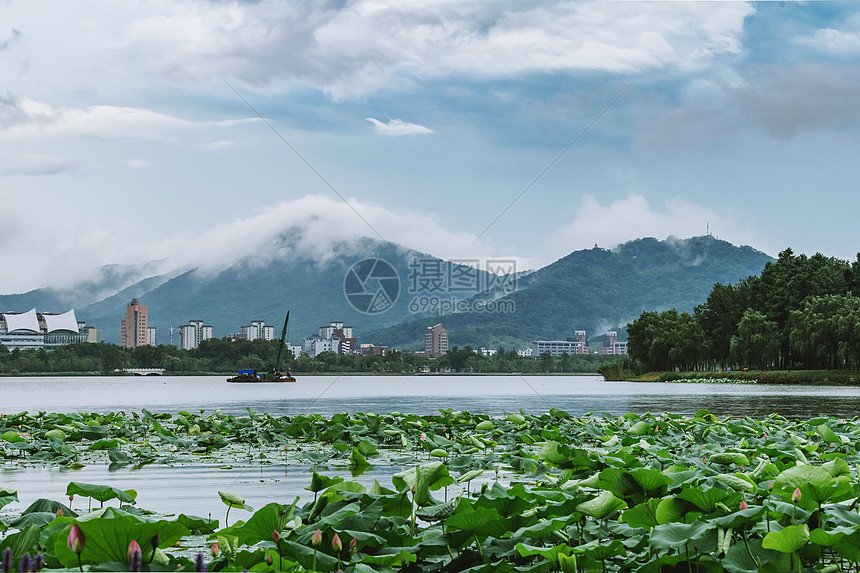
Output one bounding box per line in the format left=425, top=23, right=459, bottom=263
left=369, top=235, right=775, bottom=349
left=1, top=234, right=773, bottom=349
left=0, top=234, right=500, bottom=345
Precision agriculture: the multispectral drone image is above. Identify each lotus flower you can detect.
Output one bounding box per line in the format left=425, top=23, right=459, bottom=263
left=266, top=555, right=273, bottom=566
left=56, top=508, right=63, bottom=517
left=350, top=537, right=357, bottom=554
left=792, top=488, right=802, bottom=503
left=127, top=540, right=141, bottom=562
left=332, top=532, right=342, bottom=552
left=210, top=542, right=219, bottom=557
left=272, top=529, right=281, bottom=543
left=312, top=529, right=322, bottom=546
left=739, top=500, right=748, bottom=510
left=67, top=524, right=85, bottom=554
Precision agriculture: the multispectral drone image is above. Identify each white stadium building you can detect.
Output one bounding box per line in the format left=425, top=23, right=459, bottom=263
left=0, top=308, right=92, bottom=350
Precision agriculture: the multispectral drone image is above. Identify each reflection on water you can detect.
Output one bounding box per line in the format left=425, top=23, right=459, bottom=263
left=0, top=462, right=413, bottom=521
left=2, top=375, right=860, bottom=419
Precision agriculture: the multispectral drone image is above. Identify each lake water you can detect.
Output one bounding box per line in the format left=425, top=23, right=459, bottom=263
left=3, top=375, right=860, bottom=522
left=3, top=374, right=860, bottom=418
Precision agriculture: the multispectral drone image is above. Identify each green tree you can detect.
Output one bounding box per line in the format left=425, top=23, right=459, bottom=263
left=730, top=309, right=779, bottom=370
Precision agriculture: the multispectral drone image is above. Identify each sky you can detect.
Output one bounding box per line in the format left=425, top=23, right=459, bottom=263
left=2, top=1, right=860, bottom=294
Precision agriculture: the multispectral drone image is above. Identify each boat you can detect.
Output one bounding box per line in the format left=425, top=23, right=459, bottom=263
left=227, top=311, right=296, bottom=383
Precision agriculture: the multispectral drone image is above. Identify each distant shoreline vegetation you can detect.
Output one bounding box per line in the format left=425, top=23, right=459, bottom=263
left=0, top=340, right=620, bottom=376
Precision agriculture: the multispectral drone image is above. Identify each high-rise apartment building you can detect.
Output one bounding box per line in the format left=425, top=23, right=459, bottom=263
left=120, top=299, right=148, bottom=348
left=179, top=320, right=213, bottom=350
left=425, top=323, right=449, bottom=358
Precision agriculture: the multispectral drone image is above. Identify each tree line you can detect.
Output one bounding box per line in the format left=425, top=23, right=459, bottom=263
left=627, top=249, right=860, bottom=372
left=0, top=337, right=618, bottom=375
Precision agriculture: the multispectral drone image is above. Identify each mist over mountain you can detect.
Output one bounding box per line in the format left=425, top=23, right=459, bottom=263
left=1, top=234, right=772, bottom=349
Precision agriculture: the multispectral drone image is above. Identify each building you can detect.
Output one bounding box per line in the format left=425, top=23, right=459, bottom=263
left=302, top=335, right=339, bottom=357
left=0, top=308, right=89, bottom=350
left=362, top=344, right=392, bottom=356
left=598, top=331, right=628, bottom=355
left=425, top=323, right=449, bottom=358
left=319, top=321, right=356, bottom=355
left=531, top=330, right=590, bottom=357
left=120, top=299, right=149, bottom=348
left=240, top=320, right=275, bottom=341
left=532, top=339, right=586, bottom=357
left=569, top=330, right=589, bottom=354
left=178, top=320, right=213, bottom=350
left=147, top=327, right=157, bottom=347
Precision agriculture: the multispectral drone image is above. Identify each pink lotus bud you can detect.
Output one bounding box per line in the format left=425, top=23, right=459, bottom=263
left=266, top=555, right=273, bottom=566
left=792, top=488, right=802, bottom=503
left=420, top=433, right=426, bottom=441
left=739, top=500, right=748, bottom=510
left=312, top=529, right=322, bottom=546
left=67, top=524, right=85, bottom=554
left=272, top=529, right=281, bottom=543
left=350, top=538, right=357, bottom=553
left=128, top=540, right=142, bottom=562
left=57, top=507, right=64, bottom=517
left=210, top=542, right=220, bottom=557
left=768, top=481, right=774, bottom=491
left=332, top=532, right=342, bottom=552
left=830, top=442, right=835, bottom=448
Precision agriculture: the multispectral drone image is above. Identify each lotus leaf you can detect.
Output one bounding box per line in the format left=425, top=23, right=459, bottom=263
left=53, top=507, right=188, bottom=567
left=66, top=482, right=137, bottom=505
left=0, top=487, right=17, bottom=510
left=762, top=524, right=810, bottom=553
left=576, top=491, right=627, bottom=519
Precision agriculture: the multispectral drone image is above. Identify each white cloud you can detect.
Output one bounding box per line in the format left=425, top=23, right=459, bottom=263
left=0, top=193, right=531, bottom=293
left=200, top=140, right=238, bottom=151
left=0, top=96, right=253, bottom=142
left=365, top=117, right=436, bottom=136
left=554, top=194, right=765, bottom=258
left=78, top=0, right=753, bottom=99
left=126, top=159, right=150, bottom=169
left=160, top=194, right=499, bottom=274
left=0, top=154, right=77, bottom=176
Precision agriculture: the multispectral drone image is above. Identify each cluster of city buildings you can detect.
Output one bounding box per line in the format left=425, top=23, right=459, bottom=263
left=531, top=330, right=627, bottom=356
left=2, top=299, right=627, bottom=359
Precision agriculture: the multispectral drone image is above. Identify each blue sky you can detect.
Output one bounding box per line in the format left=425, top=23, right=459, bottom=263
left=2, top=1, right=860, bottom=294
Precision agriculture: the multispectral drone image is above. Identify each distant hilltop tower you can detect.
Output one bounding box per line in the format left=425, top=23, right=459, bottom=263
left=120, top=298, right=149, bottom=348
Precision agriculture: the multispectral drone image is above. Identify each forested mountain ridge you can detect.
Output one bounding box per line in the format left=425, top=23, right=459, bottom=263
left=370, top=235, right=774, bottom=349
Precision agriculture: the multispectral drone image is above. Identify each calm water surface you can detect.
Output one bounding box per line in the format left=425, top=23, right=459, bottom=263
left=3, top=375, right=860, bottom=520
left=1, top=374, right=859, bottom=418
